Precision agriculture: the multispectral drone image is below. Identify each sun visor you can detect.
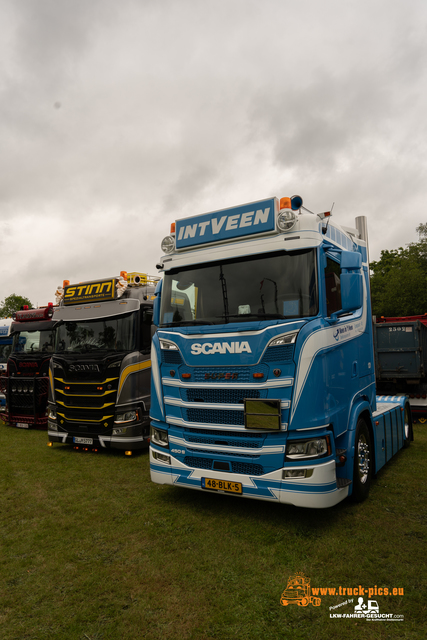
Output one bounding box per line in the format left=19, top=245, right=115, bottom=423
left=55, top=298, right=140, bottom=322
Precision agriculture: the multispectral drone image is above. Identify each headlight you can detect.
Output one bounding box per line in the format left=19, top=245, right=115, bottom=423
left=152, top=450, right=171, bottom=464
left=107, top=360, right=121, bottom=369
left=268, top=331, right=298, bottom=347
left=48, top=407, right=57, bottom=420
left=159, top=339, right=179, bottom=351
left=150, top=426, right=169, bottom=447
left=114, top=410, right=138, bottom=424
left=112, top=427, right=127, bottom=435
left=286, top=436, right=331, bottom=460
left=283, top=469, right=314, bottom=479
left=161, top=235, right=175, bottom=254
left=277, top=209, right=297, bottom=232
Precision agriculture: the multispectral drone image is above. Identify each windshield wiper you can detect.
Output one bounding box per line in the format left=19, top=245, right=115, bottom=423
left=219, top=265, right=230, bottom=321
left=161, top=320, right=214, bottom=327
left=216, top=313, right=286, bottom=320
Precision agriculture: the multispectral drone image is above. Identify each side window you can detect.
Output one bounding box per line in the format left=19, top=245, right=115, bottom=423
left=325, top=257, right=342, bottom=316
left=140, top=309, right=153, bottom=351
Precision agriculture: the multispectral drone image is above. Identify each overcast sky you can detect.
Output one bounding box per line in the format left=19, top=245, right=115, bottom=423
left=1, top=0, right=426, bottom=307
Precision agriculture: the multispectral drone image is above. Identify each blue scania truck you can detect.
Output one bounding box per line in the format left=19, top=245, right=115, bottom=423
left=149, top=195, right=412, bottom=508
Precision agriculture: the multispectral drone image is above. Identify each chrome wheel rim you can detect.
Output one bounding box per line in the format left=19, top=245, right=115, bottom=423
left=357, top=435, right=370, bottom=484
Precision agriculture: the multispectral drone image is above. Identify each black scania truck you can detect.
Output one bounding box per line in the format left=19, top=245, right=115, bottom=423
left=47, top=271, right=159, bottom=454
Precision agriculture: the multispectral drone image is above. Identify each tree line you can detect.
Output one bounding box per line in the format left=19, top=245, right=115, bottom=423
left=0, top=294, right=33, bottom=318
left=370, top=224, right=427, bottom=317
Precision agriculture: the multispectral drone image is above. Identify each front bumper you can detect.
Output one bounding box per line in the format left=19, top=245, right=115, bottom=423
left=48, top=421, right=150, bottom=450
left=149, top=448, right=349, bottom=509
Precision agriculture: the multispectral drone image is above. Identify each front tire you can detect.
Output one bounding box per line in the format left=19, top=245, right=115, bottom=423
left=351, top=418, right=372, bottom=503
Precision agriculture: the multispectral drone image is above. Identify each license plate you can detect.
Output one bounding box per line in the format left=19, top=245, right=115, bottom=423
left=16, top=423, right=29, bottom=429
left=73, top=437, right=93, bottom=445
left=201, top=478, right=242, bottom=494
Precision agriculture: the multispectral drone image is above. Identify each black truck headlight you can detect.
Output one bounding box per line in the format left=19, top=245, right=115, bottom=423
left=114, top=410, right=138, bottom=424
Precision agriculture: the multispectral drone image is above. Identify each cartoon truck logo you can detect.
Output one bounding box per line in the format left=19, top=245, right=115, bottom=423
left=280, top=573, right=321, bottom=607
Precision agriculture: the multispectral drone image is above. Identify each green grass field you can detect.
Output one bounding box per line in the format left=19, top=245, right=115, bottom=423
left=1, top=420, right=425, bottom=640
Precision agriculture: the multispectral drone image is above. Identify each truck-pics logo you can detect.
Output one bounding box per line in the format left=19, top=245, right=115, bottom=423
left=280, top=574, right=405, bottom=621
left=280, top=574, right=321, bottom=607
left=191, top=341, right=252, bottom=355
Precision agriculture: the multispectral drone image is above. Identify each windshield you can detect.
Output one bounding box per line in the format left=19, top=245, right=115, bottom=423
left=12, top=330, right=55, bottom=355
left=0, top=340, right=13, bottom=363
left=55, top=313, right=137, bottom=354
left=160, top=249, right=318, bottom=326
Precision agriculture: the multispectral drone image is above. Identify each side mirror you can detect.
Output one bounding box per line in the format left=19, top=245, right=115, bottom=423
left=340, top=251, right=362, bottom=270
left=340, top=272, right=363, bottom=313
left=330, top=251, right=363, bottom=322
left=152, top=279, right=162, bottom=327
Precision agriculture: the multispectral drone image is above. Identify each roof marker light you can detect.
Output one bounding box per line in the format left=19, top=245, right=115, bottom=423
left=290, top=195, right=303, bottom=210
left=170, top=222, right=176, bottom=234
left=279, top=197, right=292, bottom=210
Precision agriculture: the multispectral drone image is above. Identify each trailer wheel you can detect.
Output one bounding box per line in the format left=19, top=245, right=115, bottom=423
left=403, top=403, right=412, bottom=449
left=351, top=418, right=372, bottom=503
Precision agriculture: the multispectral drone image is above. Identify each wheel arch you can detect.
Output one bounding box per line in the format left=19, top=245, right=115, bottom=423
left=338, top=400, right=376, bottom=496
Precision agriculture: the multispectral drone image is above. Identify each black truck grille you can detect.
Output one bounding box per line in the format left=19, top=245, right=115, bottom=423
left=8, top=377, right=48, bottom=413
left=54, top=375, right=119, bottom=432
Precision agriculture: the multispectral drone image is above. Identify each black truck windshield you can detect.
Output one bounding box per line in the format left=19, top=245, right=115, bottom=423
left=13, top=330, right=55, bottom=354
left=0, top=341, right=13, bottom=362
left=56, top=313, right=137, bottom=354
left=160, top=249, right=318, bottom=326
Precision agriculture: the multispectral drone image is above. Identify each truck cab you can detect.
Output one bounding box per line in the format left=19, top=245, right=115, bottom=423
left=2, top=304, right=56, bottom=429
left=47, top=271, right=158, bottom=453
left=149, top=195, right=412, bottom=507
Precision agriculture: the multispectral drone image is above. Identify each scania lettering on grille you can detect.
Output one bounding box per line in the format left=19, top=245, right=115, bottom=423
left=69, top=364, right=100, bottom=372
left=191, top=341, right=252, bottom=355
